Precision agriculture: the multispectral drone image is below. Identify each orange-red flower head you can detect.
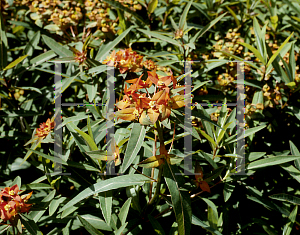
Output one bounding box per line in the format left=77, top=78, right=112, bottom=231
left=0, top=185, right=33, bottom=222
left=35, top=118, right=55, bottom=138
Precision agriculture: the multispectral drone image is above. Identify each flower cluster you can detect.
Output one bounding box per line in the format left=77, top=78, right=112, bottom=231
left=103, top=48, right=151, bottom=73
left=212, top=28, right=245, bottom=60
left=0, top=185, right=32, bottom=222
left=35, top=118, right=55, bottom=138
left=12, top=0, right=142, bottom=35
left=115, top=69, right=185, bottom=125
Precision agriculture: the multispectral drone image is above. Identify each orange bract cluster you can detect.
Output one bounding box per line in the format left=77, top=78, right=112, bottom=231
left=0, top=185, right=32, bottom=222
left=115, top=69, right=185, bottom=125
left=35, top=118, right=55, bottom=138
left=103, top=48, right=156, bottom=74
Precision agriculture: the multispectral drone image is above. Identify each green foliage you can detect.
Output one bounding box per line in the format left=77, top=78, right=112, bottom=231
left=1, top=0, right=300, bottom=234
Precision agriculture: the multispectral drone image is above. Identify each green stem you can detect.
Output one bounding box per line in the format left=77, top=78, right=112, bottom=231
left=146, top=121, right=165, bottom=207
left=148, top=164, right=163, bottom=206
left=155, top=120, right=165, bottom=147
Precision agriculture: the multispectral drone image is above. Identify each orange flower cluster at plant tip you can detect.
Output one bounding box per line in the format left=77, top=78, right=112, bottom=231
left=0, top=185, right=32, bottom=222
left=35, top=118, right=55, bottom=138
left=103, top=48, right=156, bottom=73
left=115, top=69, right=185, bottom=125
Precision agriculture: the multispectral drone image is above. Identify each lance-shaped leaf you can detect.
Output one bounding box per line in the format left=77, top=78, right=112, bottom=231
left=0, top=12, right=7, bottom=70
left=283, top=205, right=298, bottom=235
left=266, top=32, right=294, bottom=68
left=96, top=25, right=136, bottom=61
left=138, top=155, right=165, bottom=168
left=138, top=29, right=181, bottom=47
left=269, top=193, right=300, bottom=205
left=3, top=55, right=28, bottom=71
left=247, top=155, right=300, bottom=170
left=179, top=0, right=193, bottom=30
left=75, top=129, right=98, bottom=151
left=238, top=42, right=265, bottom=65
left=216, top=121, right=233, bottom=144
left=98, top=191, right=112, bottom=225
left=77, top=215, right=104, bottom=235
left=42, top=35, right=73, bottom=57
left=224, top=125, right=266, bottom=145
left=121, top=123, right=146, bottom=173
left=163, top=163, right=191, bottom=235
left=199, top=130, right=217, bottom=148
left=118, top=198, right=132, bottom=225
left=190, top=13, right=226, bottom=42
left=59, top=174, right=152, bottom=212
left=289, top=140, right=300, bottom=171
left=192, top=214, right=222, bottom=235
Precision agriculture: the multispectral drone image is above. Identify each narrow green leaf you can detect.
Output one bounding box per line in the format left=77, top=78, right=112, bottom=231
left=179, top=0, right=193, bottom=30
left=199, top=129, right=217, bottom=148
left=61, top=71, right=81, bottom=93
left=280, top=163, right=300, bottom=184
left=85, top=150, right=108, bottom=160
left=191, top=81, right=210, bottom=92
left=49, top=57, right=76, bottom=63
left=215, top=49, right=262, bottom=71
left=0, top=12, right=8, bottom=70
left=284, top=205, right=298, bottom=235
left=114, top=222, right=128, bottom=235
left=191, top=13, right=226, bottom=42
left=75, top=129, right=98, bottom=151
left=192, top=214, right=222, bottom=235
left=20, top=183, right=52, bottom=190
left=238, top=42, right=265, bottom=65
left=225, top=6, right=240, bottom=26
left=266, top=32, right=294, bottom=68
left=98, top=191, right=112, bottom=225
left=25, top=148, right=100, bottom=172
left=42, top=34, right=73, bottom=57
left=3, top=55, right=28, bottom=71
left=289, top=140, right=300, bottom=170
left=77, top=215, right=104, bottom=235
left=224, top=125, right=266, bottom=145
left=118, top=198, right=132, bottom=225
left=96, top=25, right=136, bottom=61
left=16, top=217, right=22, bottom=234
left=198, top=198, right=219, bottom=231
left=253, top=17, right=265, bottom=62
left=59, top=174, right=151, bottom=212
left=217, top=121, right=233, bottom=144
left=207, top=206, right=218, bottom=230
left=22, top=136, right=44, bottom=165
left=34, top=67, right=69, bottom=78
left=24, top=31, right=40, bottom=56
left=247, top=155, right=300, bottom=170
left=169, top=16, right=179, bottom=31
left=49, top=197, right=66, bottom=216
left=87, top=116, right=94, bottom=141
left=269, top=193, right=300, bottom=205
left=137, top=29, right=181, bottom=47
left=289, top=43, right=296, bottom=80
left=163, top=163, right=191, bottom=235
left=223, top=183, right=235, bottom=202
left=121, top=123, right=146, bottom=173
